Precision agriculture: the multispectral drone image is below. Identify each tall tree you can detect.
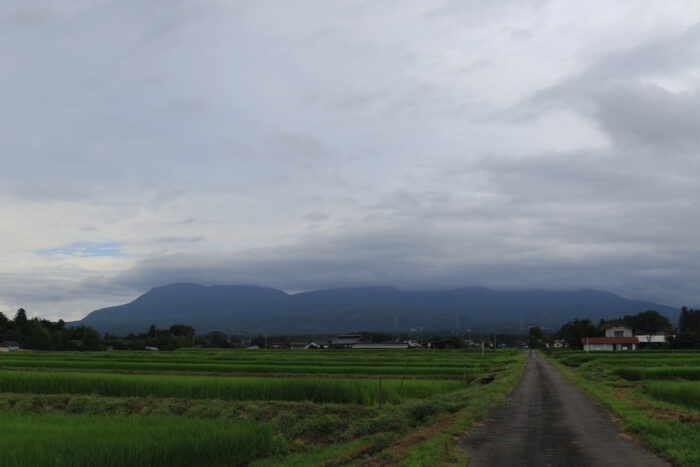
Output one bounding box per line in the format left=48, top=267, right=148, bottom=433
left=559, top=318, right=601, bottom=350
left=623, top=310, right=671, bottom=342
left=528, top=326, right=545, bottom=349
left=678, top=307, right=700, bottom=348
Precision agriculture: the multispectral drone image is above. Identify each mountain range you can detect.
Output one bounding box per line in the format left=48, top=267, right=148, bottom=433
left=71, top=283, right=680, bottom=335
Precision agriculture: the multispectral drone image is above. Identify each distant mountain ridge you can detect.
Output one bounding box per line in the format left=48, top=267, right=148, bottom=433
left=71, top=283, right=680, bottom=335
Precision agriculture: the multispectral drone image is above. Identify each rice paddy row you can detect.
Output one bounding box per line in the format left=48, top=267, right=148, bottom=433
left=0, top=369, right=464, bottom=405
left=0, top=358, right=494, bottom=376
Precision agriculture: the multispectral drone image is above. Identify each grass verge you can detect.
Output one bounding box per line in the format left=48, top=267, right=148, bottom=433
left=544, top=352, right=700, bottom=466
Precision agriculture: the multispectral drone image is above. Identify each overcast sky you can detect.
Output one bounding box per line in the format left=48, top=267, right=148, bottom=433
left=2, top=1, right=700, bottom=321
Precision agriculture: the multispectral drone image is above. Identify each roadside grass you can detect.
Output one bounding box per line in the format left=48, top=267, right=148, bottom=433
left=325, top=355, right=527, bottom=466
left=544, top=351, right=700, bottom=466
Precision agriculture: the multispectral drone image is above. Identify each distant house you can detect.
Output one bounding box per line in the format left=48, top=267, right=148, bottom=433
left=581, top=326, right=639, bottom=352
left=552, top=339, right=566, bottom=349
left=582, top=327, right=638, bottom=351
left=330, top=334, right=363, bottom=349
left=269, top=342, right=288, bottom=349
left=582, top=337, right=638, bottom=351
left=0, top=341, right=20, bottom=352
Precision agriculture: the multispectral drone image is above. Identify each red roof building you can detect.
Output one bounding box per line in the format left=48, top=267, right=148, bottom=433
left=581, top=336, right=638, bottom=351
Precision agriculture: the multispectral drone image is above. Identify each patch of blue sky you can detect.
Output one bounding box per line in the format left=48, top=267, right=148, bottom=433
left=38, top=242, right=126, bottom=257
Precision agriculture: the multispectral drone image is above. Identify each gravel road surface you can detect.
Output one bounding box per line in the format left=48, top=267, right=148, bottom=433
left=458, top=351, right=669, bottom=466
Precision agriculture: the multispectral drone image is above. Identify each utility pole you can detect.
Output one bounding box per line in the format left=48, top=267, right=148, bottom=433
left=493, top=333, right=496, bottom=351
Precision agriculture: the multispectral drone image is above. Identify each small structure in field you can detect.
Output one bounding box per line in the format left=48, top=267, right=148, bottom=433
left=330, top=334, right=363, bottom=349
left=552, top=339, right=566, bottom=349
left=634, top=333, right=668, bottom=346
left=269, top=342, right=288, bottom=349
left=145, top=346, right=159, bottom=351
left=427, top=339, right=455, bottom=350
left=290, top=342, right=320, bottom=350
left=0, top=341, right=21, bottom=352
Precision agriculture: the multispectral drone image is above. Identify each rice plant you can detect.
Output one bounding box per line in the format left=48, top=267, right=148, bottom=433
left=613, top=367, right=700, bottom=381
left=0, top=370, right=463, bottom=405
left=0, top=412, right=284, bottom=467
left=646, top=381, right=700, bottom=410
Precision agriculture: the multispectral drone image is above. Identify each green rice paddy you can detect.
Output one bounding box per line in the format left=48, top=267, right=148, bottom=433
left=0, top=348, right=524, bottom=465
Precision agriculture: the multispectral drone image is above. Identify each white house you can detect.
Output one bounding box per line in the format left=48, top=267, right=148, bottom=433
left=582, top=326, right=638, bottom=351
left=605, top=326, right=633, bottom=338
left=581, top=326, right=639, bottom=352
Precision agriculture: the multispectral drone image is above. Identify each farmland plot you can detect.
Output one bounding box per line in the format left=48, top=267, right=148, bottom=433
left=0, top=348, right=523, bottom=466
left=546, top=350, right=700, bottom=466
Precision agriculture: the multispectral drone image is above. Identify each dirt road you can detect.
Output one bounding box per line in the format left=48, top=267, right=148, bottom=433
left=458, top=351, right=669, bottom=466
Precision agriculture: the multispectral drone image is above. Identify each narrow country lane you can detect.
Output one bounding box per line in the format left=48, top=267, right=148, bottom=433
left=458, top=351, right=669, bottom=467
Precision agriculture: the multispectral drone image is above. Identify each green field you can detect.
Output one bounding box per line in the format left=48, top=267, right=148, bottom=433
left=545, top=350, right=700, bottom=466
left=0, top=348, right=524, bottom=466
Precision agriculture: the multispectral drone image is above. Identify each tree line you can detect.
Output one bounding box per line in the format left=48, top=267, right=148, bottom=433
left=0, top=309, right=101, bottom=350
left=0, top=309, right=240, bottom=351
left=531, top=308, right=700, bottom=350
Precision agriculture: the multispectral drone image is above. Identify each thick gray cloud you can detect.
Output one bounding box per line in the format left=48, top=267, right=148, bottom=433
left=1, top=1, right=700, bottom=320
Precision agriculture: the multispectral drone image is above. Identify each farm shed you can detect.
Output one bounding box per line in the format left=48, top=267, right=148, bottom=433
left=330, top=335, right=363, bottom=349
left=0, top=341, right=21, bottom=352
left=581, top=336, right=638, bottom=351
left=352, top=343, right=410, bottom=349
left=634, top=333, right=668, bottom=345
